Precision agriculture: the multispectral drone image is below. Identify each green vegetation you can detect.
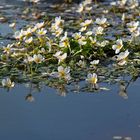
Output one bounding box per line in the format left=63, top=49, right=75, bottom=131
left=0, top=0, right=140, bottom=95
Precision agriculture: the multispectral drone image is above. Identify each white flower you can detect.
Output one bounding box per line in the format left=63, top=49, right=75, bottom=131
left=93, top=26, right=104, bottom=35
left=51, top=23, right=58, bottom=32
left=51, top=17, right=64, bottom=33
left=80, top=19, right=92, bottom=27
left=127, top=0, right=139, bottom=9
left=59, top=32, right=70, bottom=48
left=53, top=51, right=62, bottom=57
left=116, top=50, right=129, bottom=65
left=52, top=27, right=63, bottom=37
left=79, top=26, right=87, bottom=32
left=3, top=44, right=13, bottom=54
left=103, top=10, right=109, bottom=14
left=85, top=6, right=92, bottom=11
left=96, top=40, right=109, bottom=47
left=90, top=60, right=99, bottom=66
left=53, top=51, right=67, bottom=63
left=86, top=73, right=98, bottom=84
left=83, top=0, right=92, bottom=6
left=25, top=37, right=33, bottom=44
left=77, top=60, right=85, bottom=68
left=40, top=48, right=46, bottom=53
left=79, top=19, right=92, bottom=32
left=55, top=16, right=64, bottom=26
left=131, top=27, right=140, bottom=37
left=127, top=21, right=139, bottom=33
left=72, top=32, right=86, bottom=45
left=33, top=54, right=44, bottom=63
left=31, top=26, right=37, bottom=32
left=85, top=31, right=92, bottom=36
left=60, top=32, right=68, bottom=41
left=117, top=50, right=129, bottom=61
left=76, top=4, right=84, bottom=13
left=35, top=22, right=45, bottom=29
left=89, top=36, right=97, bottom=45
left=24, top=27, right=32, bottom=36
left=112, top=39, right=123, bottom=54
left=9, top=22, right=16, bottom=28
left=36, top=28, right=47, bottom=36
left=57, top=66, right=71, bottom=80
left=14, top=30, right=25, bottom=39
left=72, top=32, right=82, bottom=40
left=78, top=36, right=87, bottom=45
left=117, top=0, right=127, bottom=6
left=95, top=17, right=107, bottom=26
left=24, top=56, right=34, bottom=63
left=2, top=78, right=15, bottom=88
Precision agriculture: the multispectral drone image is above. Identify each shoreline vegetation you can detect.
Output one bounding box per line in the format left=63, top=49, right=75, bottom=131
left=0, top=0, right=140, bottom=96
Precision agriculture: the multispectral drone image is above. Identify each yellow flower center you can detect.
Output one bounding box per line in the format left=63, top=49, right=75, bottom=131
left=90, top=77, right=97, bottom=84
left=59, top=71, right=65, bottom=77
left=35, top=58, right=41, bottom=63
left=117, top=45, right=122, bottom=49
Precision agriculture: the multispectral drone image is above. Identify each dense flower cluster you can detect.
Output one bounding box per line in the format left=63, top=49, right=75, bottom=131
left=0, top=0, right=140, bottom=92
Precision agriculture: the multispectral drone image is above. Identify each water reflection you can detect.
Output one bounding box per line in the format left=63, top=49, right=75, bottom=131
left=57, top=84, right=67, bottom=96
left=0, top=74, right=138, bottom=100
left=119, top=82, right=128, bottom=99
left=25, top=82, right=36, bottom=102
left=25, top=93, right=35, bottom=101
left=0, top=78, right=140, bottom=140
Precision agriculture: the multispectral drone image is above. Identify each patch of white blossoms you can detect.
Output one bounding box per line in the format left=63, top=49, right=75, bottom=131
left=2, top=78, right=15, bottom=88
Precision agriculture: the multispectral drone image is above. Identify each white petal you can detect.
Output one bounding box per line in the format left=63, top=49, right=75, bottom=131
left=115, top=49, right=120, bottom=54
left=61, top=53, right=67, bottom=59
left=92, top=73, right=97, bottom=79
left=65, top=67, right=70, bottom=74
left=118, top=59, right=126, bottom=65
left=54, top=51, right=62, bottom=57
left=2, top=79, right=6, bottom=86
left=87, top=73, right=93, bottom=79
left=58, top=66, right=64, bottom=72
left=112, top=45, right=117, bottom=50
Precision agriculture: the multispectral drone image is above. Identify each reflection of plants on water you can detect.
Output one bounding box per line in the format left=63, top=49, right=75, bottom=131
left=0, top=63, right=138, bottom=100
left=119, top=81, right=128, bottom=99
left=118, top=73, right=139, bottom=99
left=25, top=81, right=41, bottom=102
left=0, top=0, right=140, bottom=98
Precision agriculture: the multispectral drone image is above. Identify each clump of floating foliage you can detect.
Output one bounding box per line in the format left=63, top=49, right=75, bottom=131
left=0, top=0, right=140, bottom=94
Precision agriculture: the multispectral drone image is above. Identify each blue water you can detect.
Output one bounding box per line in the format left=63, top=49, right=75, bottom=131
left=0, top=0, right=140, bottom=140
left=0, top=78, right=140, bottom=140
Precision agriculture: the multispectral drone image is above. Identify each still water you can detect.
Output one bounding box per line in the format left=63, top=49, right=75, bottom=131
left=0, top=79, right=140, bottom=140
left=0, top=0, right=140, bottom=140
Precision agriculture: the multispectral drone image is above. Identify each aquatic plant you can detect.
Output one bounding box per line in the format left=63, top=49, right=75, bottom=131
left=0, top=0, right=140, bottom=95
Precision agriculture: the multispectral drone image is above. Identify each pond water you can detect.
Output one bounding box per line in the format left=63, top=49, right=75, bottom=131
left=0, top=0, right=140, bottom=140
left=0, top=79, right=140, bottom=140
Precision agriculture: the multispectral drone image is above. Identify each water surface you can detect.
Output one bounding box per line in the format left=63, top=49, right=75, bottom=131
left=0, top=0, right=140, bottom=140
left=0, top=78, right=139, bottom=140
